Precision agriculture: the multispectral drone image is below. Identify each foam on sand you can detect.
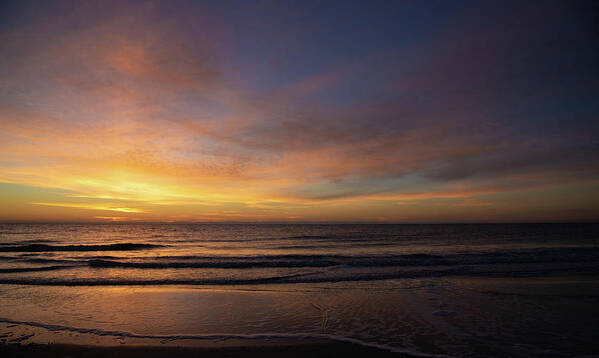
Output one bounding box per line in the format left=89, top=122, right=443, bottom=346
left=0, top=317, right=456, bottom=358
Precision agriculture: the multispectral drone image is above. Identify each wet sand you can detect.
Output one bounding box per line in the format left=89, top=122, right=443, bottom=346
left=0, top=341, right=408, bottom=357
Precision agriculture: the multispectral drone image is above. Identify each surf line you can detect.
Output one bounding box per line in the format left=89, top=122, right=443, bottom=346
left=0, top=317, right=455, bottom=358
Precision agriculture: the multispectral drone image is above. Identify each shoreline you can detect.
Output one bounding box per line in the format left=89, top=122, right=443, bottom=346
left=0, top=317, right=443, bottom=357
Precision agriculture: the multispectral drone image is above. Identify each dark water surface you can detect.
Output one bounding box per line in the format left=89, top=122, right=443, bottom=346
left=1, top=223, right=598, bottom=357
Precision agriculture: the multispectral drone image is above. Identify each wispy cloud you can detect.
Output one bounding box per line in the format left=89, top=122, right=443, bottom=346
left=0, top=1, right=597, bottom=222
left=32, top=202, right=145, bottom=213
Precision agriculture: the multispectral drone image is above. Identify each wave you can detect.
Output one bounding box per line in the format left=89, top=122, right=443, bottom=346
left=150, top=254, right=359, bottom=260
left=0, top=243, right=163, bottom=252
left=268, top=242, right=397, bottom=250
left=0, top=240, right=57, bottom=246
left=171, top=233, right=403, bottom=243
left=86, top=253, right=445, bottom=269
left=2, top=247, right=597, bottom=272
left=19, top=239, right=56, bottom=244
left=89, top=259, right=339, bottom=269
left=282, top=234, right=405, bottom=241
left=0, top=317, right=455, bottom=358
left=0, top=231, right=46, bottom=235
left=2, top=263, right=598, bottom=286
left=0, top=271, right=326, bottom=286
left=21, top=258, right=78, bottom=264
left=82, top=248, right=599, bottom=270
left=0, top=265, right=74, bottom=273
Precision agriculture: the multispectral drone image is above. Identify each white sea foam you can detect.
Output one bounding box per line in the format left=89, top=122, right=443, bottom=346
left=0, top=317, right=456, bottom=358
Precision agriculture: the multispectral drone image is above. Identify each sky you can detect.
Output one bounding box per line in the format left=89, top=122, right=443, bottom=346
left=0, top=0, right=598, bottom=223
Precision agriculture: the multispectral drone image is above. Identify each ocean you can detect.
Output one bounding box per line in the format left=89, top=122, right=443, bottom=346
left=0, top=223, right=598, bottom=357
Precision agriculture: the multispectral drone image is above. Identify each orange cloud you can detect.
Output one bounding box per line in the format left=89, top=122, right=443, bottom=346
left=32, top=202, right=145, bottom=213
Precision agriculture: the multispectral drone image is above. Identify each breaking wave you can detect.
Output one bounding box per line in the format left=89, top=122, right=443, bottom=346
left=0, top=243, right=162, bottom=252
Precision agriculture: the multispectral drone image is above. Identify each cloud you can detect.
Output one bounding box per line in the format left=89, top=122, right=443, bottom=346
left=0, top=1, right=597, bottom=221
left=32, top=202, right=145, bottom=213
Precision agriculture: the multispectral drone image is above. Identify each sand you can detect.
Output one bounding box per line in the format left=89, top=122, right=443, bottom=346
left=0, top=341, right=408, bottom=357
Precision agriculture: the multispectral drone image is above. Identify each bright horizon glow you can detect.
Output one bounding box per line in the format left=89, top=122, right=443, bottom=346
left=1, top=1, right=598, bottom=223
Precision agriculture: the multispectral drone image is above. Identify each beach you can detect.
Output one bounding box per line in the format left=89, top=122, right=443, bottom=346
left=1, top=223, right=598, bottom=357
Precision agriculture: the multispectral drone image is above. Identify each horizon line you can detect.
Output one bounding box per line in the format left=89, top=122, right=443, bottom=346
left=0, top=220, right=597, bottom=225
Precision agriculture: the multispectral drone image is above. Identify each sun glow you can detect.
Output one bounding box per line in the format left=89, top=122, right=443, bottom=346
left=32, top=202, right=145, bottom=213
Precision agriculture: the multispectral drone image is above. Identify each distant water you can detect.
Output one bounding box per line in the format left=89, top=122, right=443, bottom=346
left=0, top=223, right=598, bottom=285
left=1, top=223, right=598, bottom=357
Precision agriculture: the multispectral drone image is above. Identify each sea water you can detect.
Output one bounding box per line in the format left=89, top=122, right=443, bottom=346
left=0, top=223, right=598, bottom=357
